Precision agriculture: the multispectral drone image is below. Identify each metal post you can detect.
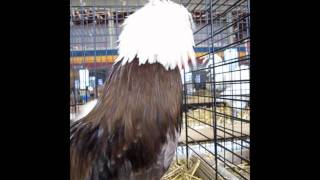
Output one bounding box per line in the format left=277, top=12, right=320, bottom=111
left=209, top=0, right=218, bottom=179
left=93, top=0, right=98, bottom=98
left=73, top=86, right=77, bottom=113
left=85, top=86, right=88, bottom=103
left=183, top=68, right=189, bottom=168
left=109, top=10, right=114, bottom=49
left=70, top=20, right=78, bottom=114
left=80, top=4, right=86, bottom=105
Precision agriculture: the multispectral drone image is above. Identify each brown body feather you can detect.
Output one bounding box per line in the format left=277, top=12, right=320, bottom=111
left=70, top=59, right=182, bottom=180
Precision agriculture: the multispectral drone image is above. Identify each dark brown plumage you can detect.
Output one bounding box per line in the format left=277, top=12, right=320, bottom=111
left=70, top=58, right=182, bottom=180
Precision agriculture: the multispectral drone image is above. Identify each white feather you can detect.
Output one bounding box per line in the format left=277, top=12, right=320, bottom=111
left=115, top=0, right=196, bottom=71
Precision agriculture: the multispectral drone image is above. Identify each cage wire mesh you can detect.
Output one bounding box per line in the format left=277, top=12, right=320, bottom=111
left=70, top=0, right=250, bottom=179
left=70, top=0, right=147, bottom=119
left=182, top=0, right=250, bottom=179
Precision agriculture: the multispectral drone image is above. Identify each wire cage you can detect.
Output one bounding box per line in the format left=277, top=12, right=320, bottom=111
left=70, top=0, right=147, bottom=118
left=70, top=0, right=250, bottom=179
left=182, top=0, right=250, bottom=179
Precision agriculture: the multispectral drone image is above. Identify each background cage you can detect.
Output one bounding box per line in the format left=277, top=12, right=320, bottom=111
left=181, top=0, right=250, bottom=179
left=70, top=0, right=250, bottom=179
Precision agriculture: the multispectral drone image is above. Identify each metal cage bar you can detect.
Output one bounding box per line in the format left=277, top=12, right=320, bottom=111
left=183, top=0, right=250, bottom=179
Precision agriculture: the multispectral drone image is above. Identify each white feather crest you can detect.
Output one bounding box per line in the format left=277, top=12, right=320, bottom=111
left=115, top=0, right=196, bottom=71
